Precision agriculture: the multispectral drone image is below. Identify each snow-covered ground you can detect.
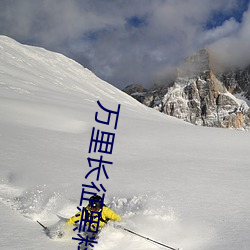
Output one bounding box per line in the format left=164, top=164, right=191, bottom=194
left=0, top=36, right=250, bottom=250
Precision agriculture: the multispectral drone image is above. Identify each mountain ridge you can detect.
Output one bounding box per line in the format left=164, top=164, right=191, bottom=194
left=123, top=49, right=250, bottom=130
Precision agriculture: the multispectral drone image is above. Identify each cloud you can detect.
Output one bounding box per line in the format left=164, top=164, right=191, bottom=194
left=0, top=0, right=249, bottom=89
left=209, top=4, right=250, bottom=69
left=200, top=18, right=240, bottom=45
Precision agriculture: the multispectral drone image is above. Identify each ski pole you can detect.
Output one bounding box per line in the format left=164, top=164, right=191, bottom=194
left=37, top=220, right=54, bottom=238
left=122, top=227, right=180, bottom=250
left=37, top=220, right=48, bottom=230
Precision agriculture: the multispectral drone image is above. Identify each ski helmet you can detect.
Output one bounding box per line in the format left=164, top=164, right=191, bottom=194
left=89, top=195, right=102, bottom=209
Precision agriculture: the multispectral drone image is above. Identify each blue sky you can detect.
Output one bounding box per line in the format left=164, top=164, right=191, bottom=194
left=205, top=0, right=249, bottom=28
left=0, top=0, right=249, bottom=89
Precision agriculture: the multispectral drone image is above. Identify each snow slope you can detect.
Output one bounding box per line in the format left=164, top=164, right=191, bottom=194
left=0, top=36, right=250, bottom=250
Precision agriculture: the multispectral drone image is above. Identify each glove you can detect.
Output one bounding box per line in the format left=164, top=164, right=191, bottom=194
left=56, top=230, right=65, bottom=238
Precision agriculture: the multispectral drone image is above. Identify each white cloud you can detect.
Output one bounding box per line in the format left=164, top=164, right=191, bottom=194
left=209, top=5, right=250, bottom=68
left=0, top=0, right=249, bottom=88
left=200, top=18, right=240, bottom=45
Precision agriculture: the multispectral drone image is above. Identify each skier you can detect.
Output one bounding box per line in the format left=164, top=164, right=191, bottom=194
left=66, top=194, right=122, bottom=246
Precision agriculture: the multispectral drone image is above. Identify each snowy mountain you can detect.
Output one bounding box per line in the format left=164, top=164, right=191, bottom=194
left=124, top=49, right=250, bottom=130
left=0, top=36, right=250, bottom=250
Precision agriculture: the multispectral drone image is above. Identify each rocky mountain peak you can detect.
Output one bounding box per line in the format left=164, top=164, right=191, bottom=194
left=123, top=49, right=250, bottom=130
left=177, top=49, right=210, bottom=78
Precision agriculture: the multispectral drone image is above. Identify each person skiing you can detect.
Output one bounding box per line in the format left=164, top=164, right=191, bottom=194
left=66, top=194, right=122, bottom=235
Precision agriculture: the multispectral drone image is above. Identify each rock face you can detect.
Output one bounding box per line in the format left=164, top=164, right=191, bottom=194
left=123, top=49, right=250, bottom=130
left=217, top=66, right=250, bottom=99
left=123, top=84, right=147, bottom=103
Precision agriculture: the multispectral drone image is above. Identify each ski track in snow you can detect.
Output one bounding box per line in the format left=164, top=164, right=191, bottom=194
left=0, top=180, right=211, bottom=250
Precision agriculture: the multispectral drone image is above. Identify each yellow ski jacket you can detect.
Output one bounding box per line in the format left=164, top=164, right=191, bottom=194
left=67, top=205, right=121, bottom=231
